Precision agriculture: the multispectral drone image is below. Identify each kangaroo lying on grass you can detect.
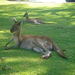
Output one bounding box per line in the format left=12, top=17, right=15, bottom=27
left=4, top=17, right=68, bottom=59
left=23, top=11, right=53, bottom=25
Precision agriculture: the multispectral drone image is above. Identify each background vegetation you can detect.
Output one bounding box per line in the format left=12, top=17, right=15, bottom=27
left=0, top=1, right=75, bottom=75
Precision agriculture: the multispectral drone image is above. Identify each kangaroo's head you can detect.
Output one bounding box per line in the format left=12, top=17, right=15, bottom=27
left=10, top=17, right=23, bottom=33
left=23, top=11, right=29, bottom=18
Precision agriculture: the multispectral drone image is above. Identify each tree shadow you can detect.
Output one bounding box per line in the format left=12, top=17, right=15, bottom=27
left=0, top=48, right=75, bottom=75
left=0, top=3, right=75, bottom=75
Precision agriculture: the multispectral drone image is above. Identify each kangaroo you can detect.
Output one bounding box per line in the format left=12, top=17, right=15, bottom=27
left=4, top=17, right=68, bottom=59
left=23, top=11, right=53, bottom=25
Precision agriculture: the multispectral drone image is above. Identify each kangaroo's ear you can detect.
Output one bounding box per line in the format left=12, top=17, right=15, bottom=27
left=18, top=19, right=24, bottom=25
left=13, top=17, right=17, bottom=23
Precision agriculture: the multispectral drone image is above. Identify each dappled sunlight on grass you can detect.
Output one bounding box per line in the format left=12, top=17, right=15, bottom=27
left=27, top=3, right=59, bottom=8
left=71, top=21, right=75, bottom=25
left=0, top=30, right=10, bottom=33
left=0, top=34, right=8, bottom=39
left=0, top=30, right=10, bottom=40
left=0, top=3, right=75, bottom=26
left=71, top=16, right=75, bottom=19
left=0, top=2, right=75, bottom=75
left=56, top=11, right=71, bottom=16
left=5, top=56, right=40, bottom=63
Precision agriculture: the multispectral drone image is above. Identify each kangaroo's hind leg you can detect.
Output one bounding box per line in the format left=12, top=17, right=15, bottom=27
left=33, top=46, right=52, bottom=59
left=34, top=39, right=52, bottom=59
left=33, top=20, right=41, bottom=25
left=33, top=47, right=46, bottom=55
left=33, top=47, right=52, bottom=59
left=38, top=41, right=52, bottom=59
left=40, top=47, right=52, bottom=59
left=41, top=51, right=52, bottom=59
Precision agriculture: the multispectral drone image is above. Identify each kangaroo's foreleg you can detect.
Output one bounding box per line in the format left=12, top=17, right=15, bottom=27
left=5, top=44, right=19, bottom=50
left=4, top=38, right=13, bottom=47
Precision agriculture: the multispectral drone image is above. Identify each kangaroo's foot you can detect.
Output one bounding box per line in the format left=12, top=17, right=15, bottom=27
left=3, top=45, right=9, bottom=48
left=41, top=55, right=50, bottom=59
left=41, top=51, right=52, bottom=59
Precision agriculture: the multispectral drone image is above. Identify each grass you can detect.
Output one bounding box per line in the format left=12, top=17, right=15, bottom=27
left=0, top=1, right=75, bottom=75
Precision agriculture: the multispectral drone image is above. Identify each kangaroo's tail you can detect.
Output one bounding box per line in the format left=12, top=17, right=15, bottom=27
left=52, top=42, right=68, bottom=59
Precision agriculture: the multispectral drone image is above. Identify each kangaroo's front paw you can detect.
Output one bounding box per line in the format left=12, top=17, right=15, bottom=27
left=3, top=45, right=9, bottom=47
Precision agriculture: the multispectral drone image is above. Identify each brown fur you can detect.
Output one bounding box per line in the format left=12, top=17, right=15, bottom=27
left=4, top=17, right=68, bottom=59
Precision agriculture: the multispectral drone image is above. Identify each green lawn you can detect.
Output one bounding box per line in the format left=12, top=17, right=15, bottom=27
left=0, top=1, right=75, bottom=75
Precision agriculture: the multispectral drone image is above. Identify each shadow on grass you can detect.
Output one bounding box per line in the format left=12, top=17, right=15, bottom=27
left=0, top=3, right=75, bottom=24
left=0, top=3, right=75, bottom=75
left=0, top=3, right=75, bottom=33
left=0, top=48, right=75, bottom=75
left=0, top=3, right=75, bottom=29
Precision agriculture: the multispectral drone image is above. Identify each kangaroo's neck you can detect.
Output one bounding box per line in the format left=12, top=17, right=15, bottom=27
left=13, top=27, right=22, bottom=42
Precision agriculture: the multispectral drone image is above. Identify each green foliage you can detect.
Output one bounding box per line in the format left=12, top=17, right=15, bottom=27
left=0, top=1, right=75, bottom=75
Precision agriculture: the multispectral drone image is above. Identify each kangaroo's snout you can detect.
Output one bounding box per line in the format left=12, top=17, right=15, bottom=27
left=10, top=28, right=14, bottom=33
